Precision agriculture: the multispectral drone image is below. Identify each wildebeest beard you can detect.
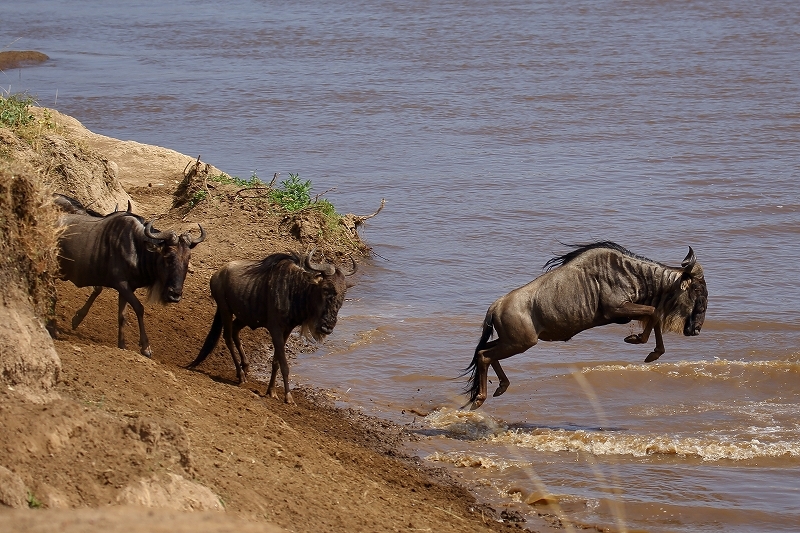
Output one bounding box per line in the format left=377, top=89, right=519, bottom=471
left=299, top=321, right=328, bottom=343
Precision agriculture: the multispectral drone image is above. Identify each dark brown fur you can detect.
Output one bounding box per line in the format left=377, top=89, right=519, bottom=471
left=187, top=251, right=352, bottom=404
left=56, top=205, right=204, bottom=357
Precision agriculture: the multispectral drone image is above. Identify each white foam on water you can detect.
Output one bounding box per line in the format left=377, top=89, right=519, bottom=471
left=488, top=428, right=800, bottom=461
left=422, top=407, right=800, bottom=462
left=585, top=357, right=800, bottom=380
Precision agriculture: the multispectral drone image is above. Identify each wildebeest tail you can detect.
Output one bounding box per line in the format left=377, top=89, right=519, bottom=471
left=462, top=309, right=495, bottom=405
left=187, top=309, right=222, bottom=368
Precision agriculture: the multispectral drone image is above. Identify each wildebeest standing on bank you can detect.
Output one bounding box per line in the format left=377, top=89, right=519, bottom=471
left=56, top=206, right=205, bottom=357
left=465, top=242, right=708, bottom=409
left=187, top=250, right=355, bottom=404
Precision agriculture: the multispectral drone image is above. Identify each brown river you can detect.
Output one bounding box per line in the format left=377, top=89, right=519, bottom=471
left=4, top=1, right=800, bottom=530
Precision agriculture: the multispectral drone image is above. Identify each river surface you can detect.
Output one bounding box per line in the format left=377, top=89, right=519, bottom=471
left=4, top=1, right=800, bottom=531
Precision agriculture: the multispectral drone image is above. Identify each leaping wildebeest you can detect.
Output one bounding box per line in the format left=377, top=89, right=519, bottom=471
left=465, top=241, right=708, bottom=409
left=187, top=250, right=356, bottom=404
left=56, top=200, right=205, bottom=357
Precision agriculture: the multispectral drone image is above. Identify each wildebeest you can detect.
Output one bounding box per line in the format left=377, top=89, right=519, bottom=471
left=52, top=193, right=110, bottom=217
left=56, top=200, right=205, bottom=357
left=187, top=249, right=355, bottom=404
left=465, top=242, right=708, bottom=409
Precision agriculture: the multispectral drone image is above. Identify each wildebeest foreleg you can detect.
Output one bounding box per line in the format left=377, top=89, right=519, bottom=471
left=266, top=327, right=295, bottom=404
left=608, top=302, right=656, bottom=322
left=117, top=287, right=151, bottom=358
left=624, top=320, right=654, bottom=344
left=616, top=304, right=666, bottom=362
left=72, top=286, right=103, bottom=329
left=644, top=323, right=665, bottom=362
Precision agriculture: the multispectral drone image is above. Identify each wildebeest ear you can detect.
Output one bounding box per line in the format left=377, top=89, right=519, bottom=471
left=681, top=246, right=696, bottom=272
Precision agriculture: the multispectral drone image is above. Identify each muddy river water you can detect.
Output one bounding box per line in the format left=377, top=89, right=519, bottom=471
left=5, top=1, right=800, bottom=530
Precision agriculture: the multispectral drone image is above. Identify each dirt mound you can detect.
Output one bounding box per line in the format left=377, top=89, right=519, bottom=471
left=0, top=115, right=130, bottom=213
left=0, top=160, right=60, bottom=402
left=0, top=386, right=204, bottom=510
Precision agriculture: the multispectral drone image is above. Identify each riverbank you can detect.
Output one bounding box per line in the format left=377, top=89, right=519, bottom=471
left=0, top=103, right=557, bottom=532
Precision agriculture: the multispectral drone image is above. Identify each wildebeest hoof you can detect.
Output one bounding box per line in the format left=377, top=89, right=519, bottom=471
left=644, top=351, right=663, bottom=363
left=141, top=346, right=153, bottom=358
left=624, top=334, right=643, bottom=344
left=493, top=384, right=509, bottom=397
left=284, top=392, right=295, bottom=405
left=470, top=398, right=485, bottom=410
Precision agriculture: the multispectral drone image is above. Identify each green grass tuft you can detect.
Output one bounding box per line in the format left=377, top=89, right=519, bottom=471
left=27, top=491, right=43, bottom=509
left=188, top=189, right=208, bottom=207
left=209, top=171, right=261, bottom=188
left=0, top=93, right=36, bottom=128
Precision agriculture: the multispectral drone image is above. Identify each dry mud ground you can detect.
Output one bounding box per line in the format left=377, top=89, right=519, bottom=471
left=0, top=107, right=570, bottom=532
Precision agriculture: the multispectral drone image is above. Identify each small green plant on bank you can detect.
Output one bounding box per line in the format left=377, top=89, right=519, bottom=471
left=0, top=93, right=59, bottom=150
left=27, top=491, right=43, bottom=509
left=188, top=188, right=208, bottom=207
left=209, top=171, right=261, bottom=188
left=0, top=93, right=35, bottom=128
left=210, top=171, right=340, bottom=217
left=215, top=171, right=344, bottom=236
left=270, top=173, right=312, bottom=212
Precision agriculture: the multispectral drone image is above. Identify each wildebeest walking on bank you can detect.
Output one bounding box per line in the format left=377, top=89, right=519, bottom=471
left=56, top=200, right=205, bottom=357
left=187, top=249, right=356, bottom=404
left=465, top=242, right=708, bottom=409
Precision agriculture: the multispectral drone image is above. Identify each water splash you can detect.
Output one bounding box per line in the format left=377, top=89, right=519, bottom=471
left=422, top=408, right=800, bottom=462
left=489, top=429, right=800, bottom=461
left=585, top=357, right=800, bottom=380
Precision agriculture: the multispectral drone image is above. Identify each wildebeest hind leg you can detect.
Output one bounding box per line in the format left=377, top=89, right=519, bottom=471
left=231, top=319, right=249, bottom=383
left=490, top=360, right=510, bottom=397
left=221, top=314, right=244, bottom=383
left=117, top=296, right=127, bottom=350
left=265, top=325, right=282, bottom=400
left=72, top=286, right=103, bottom=329
left=472, top=339, right=535, bottom=410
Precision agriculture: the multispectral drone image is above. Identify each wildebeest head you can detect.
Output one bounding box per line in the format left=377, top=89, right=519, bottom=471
left=143, top=220, right=206, bottom=303
left=300, top=249, right=356, bottom=340
left=664, top=247, right=707, bottom=337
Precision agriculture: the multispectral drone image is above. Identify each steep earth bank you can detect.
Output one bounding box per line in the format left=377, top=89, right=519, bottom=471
left=0, top=103, right=558, bottom=532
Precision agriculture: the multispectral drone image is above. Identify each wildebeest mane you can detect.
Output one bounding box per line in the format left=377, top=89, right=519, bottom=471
left=544, top=241, right=660, bottom=271
left=243, top=252, right=303, bottom=276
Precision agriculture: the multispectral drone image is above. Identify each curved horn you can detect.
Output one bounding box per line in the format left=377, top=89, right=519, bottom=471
left=305, top=248, right=336, bottom=276
left=340, top=255, right=358, bottom=276
left=681, top=246, right=696, bottom=271
left=127, top=200, right=133, bottom=213
left=188, top=224, right=206, bottom=248
left=144, top=220, right=177, bottom=245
